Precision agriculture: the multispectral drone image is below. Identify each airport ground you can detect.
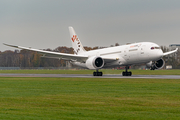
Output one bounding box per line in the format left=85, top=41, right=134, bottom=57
left=0, top=69, right=180, bottom=119
left=0, top=69, right=180, bottom=75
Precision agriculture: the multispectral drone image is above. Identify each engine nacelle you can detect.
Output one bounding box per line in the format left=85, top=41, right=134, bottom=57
left=146, top=58, right=165, bottom=70
left=86, top=56, right=104, bottom=70
left=154, top=59, right=165, bottom=69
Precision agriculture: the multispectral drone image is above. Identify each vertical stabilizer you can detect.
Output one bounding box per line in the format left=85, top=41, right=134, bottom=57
left=69, top=26, right=86, bottom=55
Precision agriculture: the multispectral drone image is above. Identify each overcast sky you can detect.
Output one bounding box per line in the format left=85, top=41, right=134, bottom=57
left=1, top=0, right=180, bottom=51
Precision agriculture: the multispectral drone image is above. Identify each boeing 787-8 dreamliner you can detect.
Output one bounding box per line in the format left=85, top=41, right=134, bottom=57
left=4, top=27, right=178, bottom=76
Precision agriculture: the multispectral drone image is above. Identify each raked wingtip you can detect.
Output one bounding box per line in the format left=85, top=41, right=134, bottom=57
left=3, top=43, right=18, bottom=48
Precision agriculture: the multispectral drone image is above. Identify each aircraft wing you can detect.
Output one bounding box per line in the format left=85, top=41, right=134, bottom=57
left=163, top=48, right=178, bottom=56
left=3, top=43, right=88, bottom=62
left=3, top=43, right=120, bottom=64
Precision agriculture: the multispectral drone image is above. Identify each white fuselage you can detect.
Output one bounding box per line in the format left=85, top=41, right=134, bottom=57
left=73, top=42, right=163, bottom=68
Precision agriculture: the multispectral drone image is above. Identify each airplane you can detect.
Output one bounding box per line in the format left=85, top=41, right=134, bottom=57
left=4, top=26, right=178, bottom=76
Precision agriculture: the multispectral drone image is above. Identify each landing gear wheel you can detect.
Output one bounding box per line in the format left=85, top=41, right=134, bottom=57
left=93, top=72, right=97, bottom=76
left=93, top=70, right=103, bottom=76
left=122, top=66, right=132, bottom=76
left=122, top=71, right=132, bottom=76
left=98, top=72, right=102, bottom=76
left=150, top=67, right=155, bottom=70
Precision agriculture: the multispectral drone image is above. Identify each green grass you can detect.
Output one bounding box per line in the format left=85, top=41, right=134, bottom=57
left=0, top=77, right=180, bottom=119
left=0, top=69, right=180, bottom=75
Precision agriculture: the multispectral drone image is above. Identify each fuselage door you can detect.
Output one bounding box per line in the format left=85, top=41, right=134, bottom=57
left=139, top=45, right=149, bottom=62
left=124, top=47, right=129, bottom=61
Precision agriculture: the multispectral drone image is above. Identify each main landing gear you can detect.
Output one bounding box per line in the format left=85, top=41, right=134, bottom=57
left=93, top=70, right=103, bottom=76
left=93, top=66, right=132, bottom=76
left=122, top=66, right=132, bottom=76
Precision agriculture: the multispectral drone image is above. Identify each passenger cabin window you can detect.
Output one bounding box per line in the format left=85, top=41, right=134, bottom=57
left=129, top=49, right=138, bottom=52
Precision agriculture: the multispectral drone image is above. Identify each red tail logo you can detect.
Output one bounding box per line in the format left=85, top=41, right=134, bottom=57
left=71, top=35, right=77, bottom=42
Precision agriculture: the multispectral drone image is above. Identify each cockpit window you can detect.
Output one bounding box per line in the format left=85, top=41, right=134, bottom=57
left=155, top=47, right=160, bottom=49
left=151, top=47, right=154, bottom=50
left=151, top=47, right=160, bottom=50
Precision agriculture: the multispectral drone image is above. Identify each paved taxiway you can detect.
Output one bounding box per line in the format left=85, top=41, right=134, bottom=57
left=0, top=73, right=180, bottom=79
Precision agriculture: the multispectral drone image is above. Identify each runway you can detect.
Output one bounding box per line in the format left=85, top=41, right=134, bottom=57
left=0, top=73, right=180, bottom=79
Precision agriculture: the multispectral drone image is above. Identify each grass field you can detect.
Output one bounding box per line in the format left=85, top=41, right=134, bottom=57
left=0, top=77, right=180, bottom=120
left=0, top=69, right=180, bottom=75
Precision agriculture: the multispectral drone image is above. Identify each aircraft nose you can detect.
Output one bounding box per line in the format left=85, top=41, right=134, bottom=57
left=157, top=49, right=163, bottom=57
left=150, top=49, right=163, bottom=60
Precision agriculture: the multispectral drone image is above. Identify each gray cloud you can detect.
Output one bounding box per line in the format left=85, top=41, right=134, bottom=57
left=1, top=0, right=180, bottom=51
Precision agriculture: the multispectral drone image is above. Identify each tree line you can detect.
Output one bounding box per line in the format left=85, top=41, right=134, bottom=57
left=0, top=44, right=179, bottom=69
left=0, top=45, right=104, bottom=68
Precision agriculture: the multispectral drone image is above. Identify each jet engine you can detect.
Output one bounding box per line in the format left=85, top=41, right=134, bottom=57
left=86, top=56, right=104, bottom=69
left=146, top=58, right=165, bottom=70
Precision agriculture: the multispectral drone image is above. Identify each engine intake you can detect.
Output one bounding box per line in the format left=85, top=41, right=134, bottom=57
left=86, top=56, right=104, bottom=69
left=154, top=59, right=164, bottom=69
left=146, top=58, right=165, bottom=70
